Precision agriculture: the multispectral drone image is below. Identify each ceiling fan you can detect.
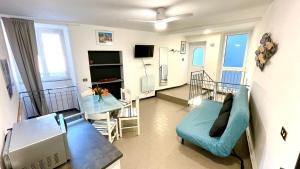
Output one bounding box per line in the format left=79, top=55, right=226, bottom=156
left=129, top=7, right=193, bottom=31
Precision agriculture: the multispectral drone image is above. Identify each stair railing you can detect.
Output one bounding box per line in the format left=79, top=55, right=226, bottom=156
left=189, top=70, right=248, bottom=102
left=189, top=70, right=214, bottom=100
left=19, top=86, right=80, bottom=119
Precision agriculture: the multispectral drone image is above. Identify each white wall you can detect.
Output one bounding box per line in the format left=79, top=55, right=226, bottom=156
left=186, top=34, right=223, bottom=81
left=155, top=35, right=189, bottom=90
left=68, top=24, right=188, bottom=99
left=0, top=24, right=19, bottom=161
left=247, top=0, right=300, bottom=168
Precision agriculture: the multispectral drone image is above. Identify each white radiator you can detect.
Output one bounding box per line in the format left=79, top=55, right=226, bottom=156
left=141, top=75, right=155, bottom=93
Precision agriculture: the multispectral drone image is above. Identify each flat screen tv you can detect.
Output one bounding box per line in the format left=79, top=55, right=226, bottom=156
left=134, top=45, right=154, bottom=58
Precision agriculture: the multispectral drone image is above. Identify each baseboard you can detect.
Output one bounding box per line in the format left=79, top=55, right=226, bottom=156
left=156, top=92, right=188, bottom=106
left=155, top=83, right=188, bottom=93
left=246, top=127, right=259, bottom=169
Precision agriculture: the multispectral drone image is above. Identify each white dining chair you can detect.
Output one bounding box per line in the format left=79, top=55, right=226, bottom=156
left=85, top=112, right=119, bottom=143
left=118, top=97, right=140, bottom=137
left=120, top=88, right=132, bottom=109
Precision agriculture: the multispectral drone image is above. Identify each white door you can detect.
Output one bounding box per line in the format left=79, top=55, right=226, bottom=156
left=188, top=42, right=206, bottom=83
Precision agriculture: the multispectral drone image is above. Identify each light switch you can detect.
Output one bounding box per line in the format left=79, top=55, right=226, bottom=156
left=82, top=78, right=88, bottom=82
left=280, top=126, right=287, bottom=141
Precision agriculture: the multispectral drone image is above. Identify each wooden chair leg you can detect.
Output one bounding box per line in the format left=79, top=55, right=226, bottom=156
left=108, top=133, right=112, bottom=143
left=108, top=125, right=112, bottom=143
left=116, top=122, right=119, bottom=140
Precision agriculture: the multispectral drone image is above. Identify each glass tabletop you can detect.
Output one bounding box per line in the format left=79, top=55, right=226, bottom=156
left=79, top=94, right=123, bottom=114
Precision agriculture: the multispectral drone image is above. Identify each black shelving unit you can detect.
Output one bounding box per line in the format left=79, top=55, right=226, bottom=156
left=88, top=51, right=123, bottom=99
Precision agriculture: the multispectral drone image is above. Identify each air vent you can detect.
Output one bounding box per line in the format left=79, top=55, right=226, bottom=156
left=54, top=153, right=60, bottom=164
left=38, top=159, right=45, bottom=169
left=30, top=163, right=37, bottom=169
left=46, top=156, right=52, bottom=167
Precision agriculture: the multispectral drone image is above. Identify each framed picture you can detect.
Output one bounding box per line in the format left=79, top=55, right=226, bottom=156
left=96, top=31, right=113, bottom=45
left=0, top=59, right=13, bottom=98
left=180, top=41, right=186, bottom=54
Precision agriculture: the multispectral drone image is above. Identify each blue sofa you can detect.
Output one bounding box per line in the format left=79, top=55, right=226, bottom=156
left=176, top=86, right=249, bottom=157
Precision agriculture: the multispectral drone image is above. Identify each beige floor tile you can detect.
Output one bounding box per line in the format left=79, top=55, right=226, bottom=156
left=114, top=97, right=252, bottom=169
left=157, top=85, right=190, bottom=100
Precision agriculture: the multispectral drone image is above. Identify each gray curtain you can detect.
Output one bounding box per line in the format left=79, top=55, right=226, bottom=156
left=2, top=17, right=48, bottom=117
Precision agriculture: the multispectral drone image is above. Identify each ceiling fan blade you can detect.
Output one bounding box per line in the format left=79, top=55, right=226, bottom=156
left=160, top=17, right=180, bottom=23
left=127, top=19, right=156, bottom=23
left=160, top=13, right=194, bottom=23
left=172, top=13, right=194, bottom=18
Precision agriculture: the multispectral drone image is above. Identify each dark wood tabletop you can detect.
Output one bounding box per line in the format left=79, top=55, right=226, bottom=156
left=57, top=120, right=123, bottom=169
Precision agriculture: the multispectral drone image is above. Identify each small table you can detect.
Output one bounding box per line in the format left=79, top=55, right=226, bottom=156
left=79, top=94, right=123, bottom=115
left=57, top=120, right=123, bottom=169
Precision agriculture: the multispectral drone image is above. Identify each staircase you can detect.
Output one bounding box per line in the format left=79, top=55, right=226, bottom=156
left=156, top=70, right=248, bottom=106
left=189, top=70, right=247, bottom=102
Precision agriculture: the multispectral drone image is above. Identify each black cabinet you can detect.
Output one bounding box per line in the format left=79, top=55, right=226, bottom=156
left=88, top=51, right=123, bottom=99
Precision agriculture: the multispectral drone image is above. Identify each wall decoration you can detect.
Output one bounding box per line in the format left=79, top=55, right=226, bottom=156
left=96, top=31, right=113, bottom=45
left=255, top=33, right=278, bottom=71
left=0, top=59, right=13, bottom=98
left=180, top=41, right=187, bottom=54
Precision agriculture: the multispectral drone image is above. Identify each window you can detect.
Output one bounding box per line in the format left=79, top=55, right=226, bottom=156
left=221, top=70, right=242, bottom=84
left=223, top=34, right=248, bottom=67
left=35, top=24, right=69, bottom=81
left=221, top=33, right=249, bottom=84
left=192, top=48, right=204, bottom=66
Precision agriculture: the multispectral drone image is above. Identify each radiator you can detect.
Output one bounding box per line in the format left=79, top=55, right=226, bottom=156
left=141, top=75, right=155, bottom=93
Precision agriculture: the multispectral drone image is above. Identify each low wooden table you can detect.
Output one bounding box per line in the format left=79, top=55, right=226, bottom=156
left=58, top=120, right=123, bottom=169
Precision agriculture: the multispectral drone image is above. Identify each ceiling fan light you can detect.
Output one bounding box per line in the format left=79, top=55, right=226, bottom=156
left=154, top=21, right=167, bottom=31
left=203, top=29, right=212, bottom=34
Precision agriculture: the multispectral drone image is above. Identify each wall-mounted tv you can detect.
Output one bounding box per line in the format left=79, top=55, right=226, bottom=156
left=134, top=45, right=154, bottom=58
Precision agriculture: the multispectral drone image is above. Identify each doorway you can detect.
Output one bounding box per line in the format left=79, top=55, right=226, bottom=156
left=188, top=42, right=206, bottom=83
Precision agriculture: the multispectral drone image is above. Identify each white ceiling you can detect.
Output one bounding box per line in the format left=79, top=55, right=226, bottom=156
left=0, top=0, right=272, bottom=32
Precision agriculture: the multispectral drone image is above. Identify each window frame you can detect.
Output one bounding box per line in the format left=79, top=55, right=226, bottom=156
left=35, top=24, right=71, bottom=82
left=192, top=47, right=205, bottom=67
left=220, top=32, right=250, bottom=84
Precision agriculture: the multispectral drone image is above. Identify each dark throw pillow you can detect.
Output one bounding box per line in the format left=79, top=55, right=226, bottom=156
left=219, top=99, right=233, bottom=115
left=209, top=111, right=230, bottom=137
left=223, top=93, right=234, bottom=104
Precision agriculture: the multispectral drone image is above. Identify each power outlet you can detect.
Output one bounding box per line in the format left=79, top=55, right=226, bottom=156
left=280, top=127, right=287, bottom=141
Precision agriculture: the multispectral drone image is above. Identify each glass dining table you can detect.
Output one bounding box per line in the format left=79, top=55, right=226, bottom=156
left=79, top=94, right=124, bottom=115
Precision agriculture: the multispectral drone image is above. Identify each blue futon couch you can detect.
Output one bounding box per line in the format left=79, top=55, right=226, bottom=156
left=176, top=86, right=249, bottom=157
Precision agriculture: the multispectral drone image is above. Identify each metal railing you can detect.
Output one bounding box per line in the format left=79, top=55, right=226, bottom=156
left=19, top=86, right=80, bottom=119
left=189, top=70, right=247, bottom=102
left=189, top=70, right=214, bottom=100
left=221, top=70, right=246, bottom=85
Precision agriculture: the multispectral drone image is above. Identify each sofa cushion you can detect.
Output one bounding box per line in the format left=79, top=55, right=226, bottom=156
left=176, top=100, right=223, bottom=155
left=219, top=99, right=233, bottom=115
left=176, top=86, right=250, bottom=157
left=209, top=111, right=230, bottom=137
left=223, top=93, right=234, bottom=104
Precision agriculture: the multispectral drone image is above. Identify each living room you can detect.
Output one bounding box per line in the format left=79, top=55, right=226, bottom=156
left=0, top=0, right=300, bottom=169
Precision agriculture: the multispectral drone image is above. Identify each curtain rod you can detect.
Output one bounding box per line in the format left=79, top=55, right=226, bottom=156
left=0, top=13, right=79, bottom=26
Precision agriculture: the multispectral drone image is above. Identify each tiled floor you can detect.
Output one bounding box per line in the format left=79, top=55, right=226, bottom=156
left=157, top=85, right=190, bottom=101
left=114, top=97, right=252, bottom=169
